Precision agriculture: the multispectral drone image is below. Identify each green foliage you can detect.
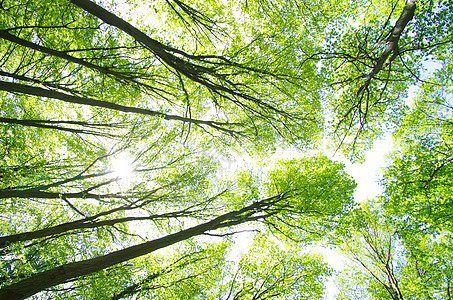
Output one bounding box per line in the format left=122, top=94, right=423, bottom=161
left=336, top=200, right=453, bottom=299
left=321, top=0, right=452, bottom=159
left=383, top=78, right=453, bottom=232
left=211, top=235, right=332, bottom=299
left=0, top=0, right=452, bottom=298
left=264, top=156, right=356, bottom=241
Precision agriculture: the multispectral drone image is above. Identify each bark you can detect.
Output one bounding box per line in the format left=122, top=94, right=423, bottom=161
left=1, top=190, right=128, bottom=201
left=0, top=208, right=187, bottom=248
left=0, top=176, right=119, bottom=200
left=357, top=0, right=416, bottom=95
left=70, top=0, right=213, bottom=76
left=0, top=117, right=122, bottom=128
left=0, top=189, right=100, bottom=200
left=0, top=117, right=118, bottom=136
left=0, top=80, right=242, bottom=135
left=70, top=0, right=281, bottom=115
left=0, top=30, right=148, bottom=88
left=0, top=196, right=279, bottom=300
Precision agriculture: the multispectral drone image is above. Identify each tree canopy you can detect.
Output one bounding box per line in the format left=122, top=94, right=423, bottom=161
left=0, top=0, right=452, bottom=299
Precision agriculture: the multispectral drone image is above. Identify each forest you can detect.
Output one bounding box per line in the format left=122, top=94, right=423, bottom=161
left=0, top=0, right=452, bottom=299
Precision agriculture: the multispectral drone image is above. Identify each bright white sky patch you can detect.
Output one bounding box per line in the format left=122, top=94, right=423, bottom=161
left=111, top=152, right=135, bottom=179
left=341, top=134, right=393, bottom=203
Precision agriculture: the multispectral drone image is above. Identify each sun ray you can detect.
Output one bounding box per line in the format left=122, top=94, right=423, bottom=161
left=111, top=153, right=135, bottom=179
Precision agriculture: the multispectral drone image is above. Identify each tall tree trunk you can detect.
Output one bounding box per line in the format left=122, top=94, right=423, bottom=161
left=0, top=197, right=277, bottom=300
left=70, top=0, right=215, bottom=77
left=70, top=0, right=278, bottom=114
left=358, top=0, right=416, bottom=95
left=0, top=117, right=117, bottom=136
left=0, top=209, right=186, bottom=248
left=0, top=80, right=241, bottom=135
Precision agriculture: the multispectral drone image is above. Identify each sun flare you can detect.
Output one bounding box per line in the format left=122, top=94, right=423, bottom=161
left=111, top=153, right=135, bottom=179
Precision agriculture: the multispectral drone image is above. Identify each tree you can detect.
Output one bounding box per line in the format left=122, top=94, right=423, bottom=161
left=0, top=0, right=324, bottom=145
left=0, top=154, right=355, bottom=299
left=213, top=235, right=332, bottom=299
left=336, top=203, right=453, bottom=300
left=107, top=242, right=229, bottom=300
left=1, top=0, right=452, bottom=299
left=383, top=78, right=453, bottom=232
left=319, top=0, right=453, bottom=156
left=334, top=205, right=405, bottom=300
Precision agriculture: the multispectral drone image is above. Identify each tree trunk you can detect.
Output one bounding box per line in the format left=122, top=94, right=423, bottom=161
left=0, top=80, right=239, bottom=135
left=70, top=0, right=272, bottom=111
left=70, top=0, right=211, bottom=75
left=0, top=117, right=115, bottom=136
left=0, top=198, right=272, bottom=300
left=0, top=209, right=186, bottom=248
left=358, top=0, right=416, bottom=94
left=0, top=30, right=136, bottom=83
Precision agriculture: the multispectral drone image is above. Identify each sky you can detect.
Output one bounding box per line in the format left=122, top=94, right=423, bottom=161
left=341, top=134, right=393, bottom=203
left=211, top=133, right=395, bottom=298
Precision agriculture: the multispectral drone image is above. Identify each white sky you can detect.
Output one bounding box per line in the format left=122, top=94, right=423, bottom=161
left=340, top=134, right=393, bottom=203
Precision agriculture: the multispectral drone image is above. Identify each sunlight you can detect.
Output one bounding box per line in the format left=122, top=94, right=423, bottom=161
left=111, top=153, right=135, bottom=179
